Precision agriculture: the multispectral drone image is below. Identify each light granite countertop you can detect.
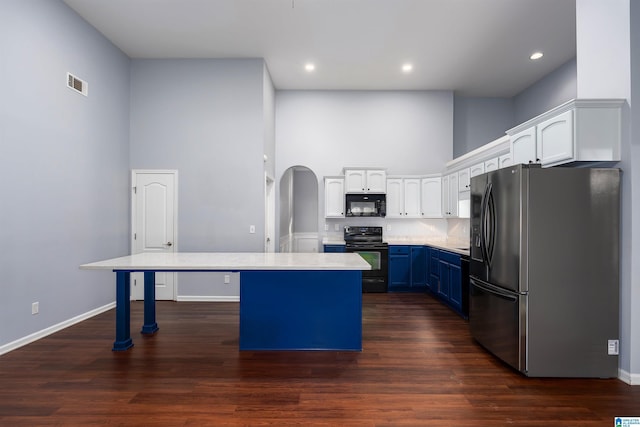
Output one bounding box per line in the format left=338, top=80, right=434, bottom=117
left=81, top=252, right=372, bottom=271
left=322, top=237, right=470, bottom=256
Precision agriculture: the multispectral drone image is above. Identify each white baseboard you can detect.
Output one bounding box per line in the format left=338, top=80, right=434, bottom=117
left=177, top=295, right=240, bottom=302
left=618, top=368, right=640, bottom=385
left=0, top=302, right=116, bottom=356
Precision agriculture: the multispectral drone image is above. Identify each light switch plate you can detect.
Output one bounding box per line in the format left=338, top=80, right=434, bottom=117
left=249, top=225, right=255, bottom=234
left=608, top=339, right=619, bottom=355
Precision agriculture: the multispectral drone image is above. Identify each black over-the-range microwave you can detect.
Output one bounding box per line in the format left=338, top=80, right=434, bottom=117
left=345, top=193, right=386, bottom=217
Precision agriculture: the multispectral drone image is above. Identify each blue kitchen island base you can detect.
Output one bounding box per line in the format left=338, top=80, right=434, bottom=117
left=239, top=270, right=363, bottom=351
left=80, top=252, right=369, bottom=352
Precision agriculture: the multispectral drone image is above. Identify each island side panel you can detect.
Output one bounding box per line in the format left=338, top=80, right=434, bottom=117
left=239, top=270, right=363, bottom=351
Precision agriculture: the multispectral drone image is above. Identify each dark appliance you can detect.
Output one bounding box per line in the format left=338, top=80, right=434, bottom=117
left=345, top=194, right=386, bottom=217
left=344, top=226, right=388, bottom=293
left=469, top=164, right=620, bottom=378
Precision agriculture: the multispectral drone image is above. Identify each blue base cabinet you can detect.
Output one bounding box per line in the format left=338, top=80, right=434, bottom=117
left=388, top=246, right=411, bottom=290
left=427, top=247, right=468, bottom=318
left=388, top=245, right=429, bottom=292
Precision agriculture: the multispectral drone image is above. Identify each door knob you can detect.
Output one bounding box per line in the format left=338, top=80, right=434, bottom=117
left=165, top=242, right=172, bottom=247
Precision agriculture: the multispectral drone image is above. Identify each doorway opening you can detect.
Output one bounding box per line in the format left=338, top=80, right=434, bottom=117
left=278, top=166, right=318, bottom=253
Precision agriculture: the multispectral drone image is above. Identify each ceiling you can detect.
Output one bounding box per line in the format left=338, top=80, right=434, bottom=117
left=62, top=0, right=576, bottom=97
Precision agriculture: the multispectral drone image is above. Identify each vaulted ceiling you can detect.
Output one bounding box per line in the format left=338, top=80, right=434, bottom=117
left=63, top=0, right=576, bottom=97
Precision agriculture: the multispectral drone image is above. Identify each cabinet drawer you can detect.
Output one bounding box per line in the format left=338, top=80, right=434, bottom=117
left=439, top=250, right=461, bottom=266
left=389, top=245, right=409, bottom=255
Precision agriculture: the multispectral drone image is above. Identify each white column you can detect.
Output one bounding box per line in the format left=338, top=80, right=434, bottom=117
left=576, top=0, right=631, bottom=98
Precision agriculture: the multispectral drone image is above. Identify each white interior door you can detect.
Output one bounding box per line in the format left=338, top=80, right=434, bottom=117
left=131, top=170, right=178, bottom=300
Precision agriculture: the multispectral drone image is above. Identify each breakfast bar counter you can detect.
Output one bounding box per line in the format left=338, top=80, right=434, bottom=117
left=81, top=252, right=370, bottom=352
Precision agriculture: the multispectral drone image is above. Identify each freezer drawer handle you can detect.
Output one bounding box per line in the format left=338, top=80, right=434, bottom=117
left=471, top=278, right=518, bottom=302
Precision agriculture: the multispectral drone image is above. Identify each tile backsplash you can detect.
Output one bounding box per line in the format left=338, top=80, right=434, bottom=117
left=447, top=218, right=470, bottom=245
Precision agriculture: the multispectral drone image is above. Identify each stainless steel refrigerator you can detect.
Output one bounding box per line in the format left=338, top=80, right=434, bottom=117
left=469, top=164, right=620, bottom=378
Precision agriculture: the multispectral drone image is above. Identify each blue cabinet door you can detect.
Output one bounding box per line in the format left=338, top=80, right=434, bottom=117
left=410, top=246, right=427, bottom=288
left=438, top=260, right=450, bottom=299
left=324, top=244, right=346, bottom=253
left=448, top=263, right=462, bottom=312
left=388, top=246, right=410, bottom=290
left=428, top=249, right=440, bottom=291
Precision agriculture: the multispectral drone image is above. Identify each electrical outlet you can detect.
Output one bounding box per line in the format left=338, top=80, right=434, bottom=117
left=249, top=225, right=255, bottom=234
left=608, top=339, right=619, bottom=355
left=334, top=223, right=340, bottom=231
left=324, top=224, right=329, bottom=231
left=224, top=274, right=230, bottom=284
left=32, top=302, right=39, bottom=315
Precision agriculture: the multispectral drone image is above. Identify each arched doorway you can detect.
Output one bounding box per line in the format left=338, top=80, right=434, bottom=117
left=278, top=166, right=319, bottom=253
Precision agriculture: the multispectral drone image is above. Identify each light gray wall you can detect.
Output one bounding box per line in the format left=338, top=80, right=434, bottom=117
left=275, top=90, right=453, bottom=241
left=513, top=58, right=577, bottom=124
left=129, top=59, right=267, bottom=296
left=0, top=0, right=130, bottom=347
left=276, top=90, right=453, bottom=178
left=453, top=97, right=515, bottom=157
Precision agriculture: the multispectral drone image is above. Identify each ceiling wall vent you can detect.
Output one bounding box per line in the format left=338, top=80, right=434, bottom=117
left=67, top=72, right=88, bottom=96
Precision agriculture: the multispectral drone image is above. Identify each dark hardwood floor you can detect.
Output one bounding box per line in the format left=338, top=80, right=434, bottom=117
left=1, top=293, right=638, bottom=426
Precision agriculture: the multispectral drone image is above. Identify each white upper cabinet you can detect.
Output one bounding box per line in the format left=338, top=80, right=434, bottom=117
left=511, top=127, right=537, bottom=165
left=421, top=176, right=442, bottom=218
left=469, top=162, right=485, bottom=178
left=536, top=110, right=574, bottom=166
left=484, top=157, right=499, bottom=172
left=442, top=173, right=458, bottom=218
left=386, top=176, right=441, bottom=218
left=457, top=168, right=470, bottom=192
left=403, top=178, right=422, bottom=218
left=507, top=99, right=624, bottom=168
left=385, top=178, right=403, bottom=218
left=324, top=177, right=345, bottom=218
left=344, top=169, right=386, bottom=193
left=498, top=153, right=512, bottom=169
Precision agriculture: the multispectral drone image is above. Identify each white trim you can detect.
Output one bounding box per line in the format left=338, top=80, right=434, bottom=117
left=618, top=368, right=640, bottom=385
left=445, top=135, right=510, bottom=173
left=0, top=302, right=116, bottom=356
left=506, top=98, right=625, bottom=135
left=177, top=296, right=240, bottom=302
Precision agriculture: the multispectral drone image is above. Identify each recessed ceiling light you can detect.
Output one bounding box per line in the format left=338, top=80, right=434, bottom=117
left=402, top=63, right=413, bottom=73
left=530, top=51, right=544, bottom=60
left=304, top=63, right=315, bottom=72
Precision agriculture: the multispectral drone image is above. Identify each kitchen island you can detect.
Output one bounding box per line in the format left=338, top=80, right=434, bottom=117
left=80, top=252, right=371, bottom=352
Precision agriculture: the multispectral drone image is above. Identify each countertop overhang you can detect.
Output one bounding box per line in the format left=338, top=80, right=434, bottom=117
left=80, top=252, right=372, bottom=272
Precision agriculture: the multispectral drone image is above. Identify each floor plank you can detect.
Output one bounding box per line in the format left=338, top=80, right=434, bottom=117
left=1, top=293, right=638, bottom=426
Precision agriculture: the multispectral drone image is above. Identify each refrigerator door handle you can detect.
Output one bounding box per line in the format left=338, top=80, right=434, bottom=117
left=480, top=183, right=492, bottom=269
left=470, top=277, right=518, bottom=302
left=486, top=184, right=497, bottom=268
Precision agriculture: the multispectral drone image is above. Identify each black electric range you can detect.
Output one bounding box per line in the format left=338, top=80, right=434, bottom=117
left=344, top=226, right=388, bottom=293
